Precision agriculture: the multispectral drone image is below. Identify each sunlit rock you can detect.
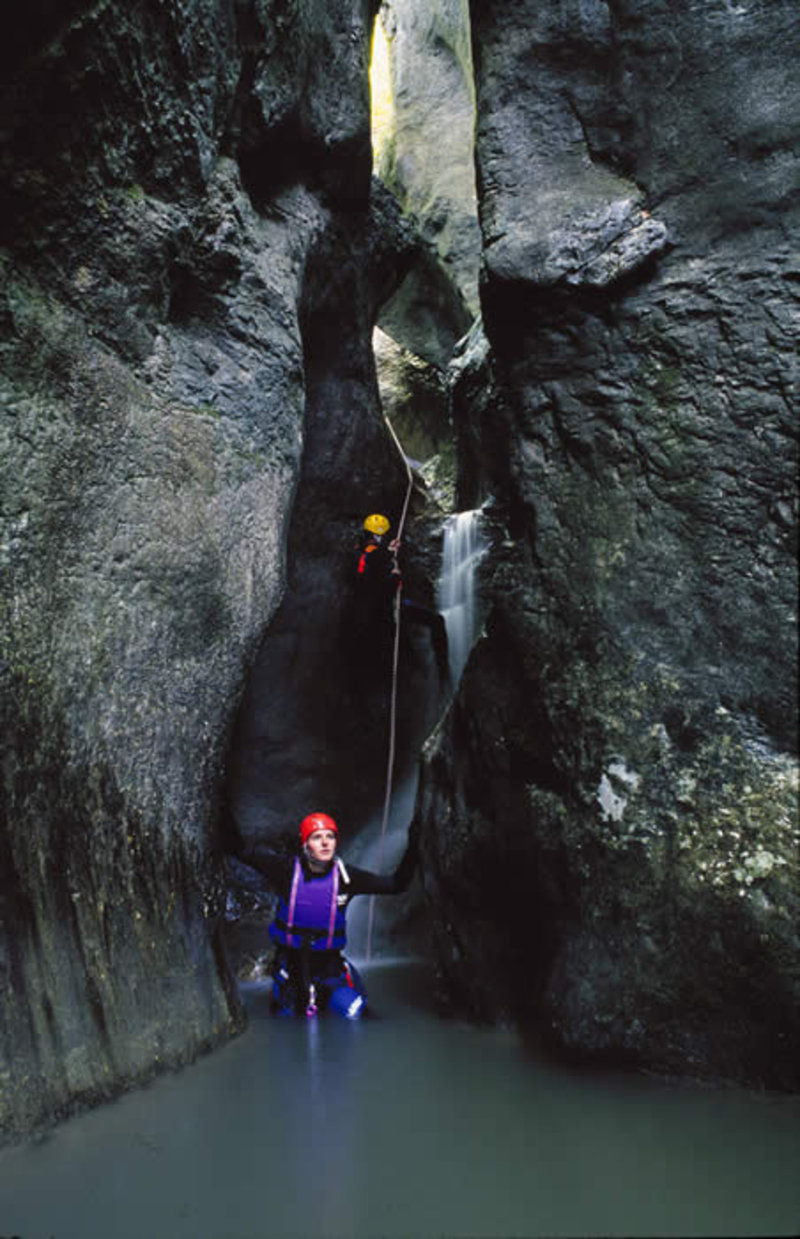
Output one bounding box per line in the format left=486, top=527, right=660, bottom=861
left=373, top=0, right=481, bottom=315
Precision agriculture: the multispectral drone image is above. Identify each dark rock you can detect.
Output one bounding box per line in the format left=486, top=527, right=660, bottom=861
left=377, top=240, right=473, bottom=370
left=417, top=0, right=800, bottom=1088
left=225, top=189, right=451, bottom=852
left=0, top=0, right=382, bottom=1143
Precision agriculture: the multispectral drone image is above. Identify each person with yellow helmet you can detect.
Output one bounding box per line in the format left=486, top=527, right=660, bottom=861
left=355, top=513, right=403, bottom=621
left=357, top=513, right=400, bottom=577
left=362, top=513, right=391, bottom=537
left=355, top=513, right=449, bottom=682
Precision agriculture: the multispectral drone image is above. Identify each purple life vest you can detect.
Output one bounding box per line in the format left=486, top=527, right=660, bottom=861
left=269, top=858, right=347, bottom=951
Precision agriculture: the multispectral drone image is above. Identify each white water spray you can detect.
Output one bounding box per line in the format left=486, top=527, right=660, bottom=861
left=346, top=773, right=419, bottom=963
left=437, top=509, right=488, bottom=685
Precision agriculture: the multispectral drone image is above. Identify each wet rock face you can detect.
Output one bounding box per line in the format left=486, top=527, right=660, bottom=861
left=418, top=0, right=799, bottom=1086
left=0, top=0, right=378, bottom=1141
left=375, top=0, right=481, bottom=315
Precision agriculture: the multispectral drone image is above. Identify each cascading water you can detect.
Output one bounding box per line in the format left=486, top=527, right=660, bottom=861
left=351, top=510, right=487, bottom=961
left=437, top=508, right=488, bottom=685
left=345, top=772, right=419, bottom=962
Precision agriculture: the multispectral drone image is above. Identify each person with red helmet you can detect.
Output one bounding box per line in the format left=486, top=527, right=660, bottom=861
left=239, top=810, right=418, bottom=1019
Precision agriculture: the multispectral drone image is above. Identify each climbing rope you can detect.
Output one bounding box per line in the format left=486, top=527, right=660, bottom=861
left=365, top=417, right=415, bottom=963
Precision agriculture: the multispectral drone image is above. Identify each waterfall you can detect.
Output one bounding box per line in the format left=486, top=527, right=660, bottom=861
left=349, top=510, right=487, bottom=963
left=345, top=772, right=419, bottom=963
left=437, top=508, right=488, bottom=686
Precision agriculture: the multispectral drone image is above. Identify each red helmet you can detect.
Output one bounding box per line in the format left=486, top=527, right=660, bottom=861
left=299, top=812, right=338, bottom=846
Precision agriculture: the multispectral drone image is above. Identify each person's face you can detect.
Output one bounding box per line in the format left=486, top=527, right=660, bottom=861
left=305, top=829, right=337, bottom=866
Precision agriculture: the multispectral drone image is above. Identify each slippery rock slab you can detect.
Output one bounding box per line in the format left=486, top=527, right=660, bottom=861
left=373, top=328, right=451, bottom=464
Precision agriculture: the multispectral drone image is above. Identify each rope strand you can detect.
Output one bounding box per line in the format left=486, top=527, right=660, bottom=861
left=365, top=418, right=414, bottom=963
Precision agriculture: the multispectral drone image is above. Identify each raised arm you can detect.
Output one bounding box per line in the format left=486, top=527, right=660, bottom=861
left=237, top=839, right=295, bottom=889
left=346, top=820, right=420, bottom=896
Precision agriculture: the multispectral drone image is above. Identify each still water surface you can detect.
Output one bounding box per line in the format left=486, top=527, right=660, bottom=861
left=1, top=960, right=799, bottom=1239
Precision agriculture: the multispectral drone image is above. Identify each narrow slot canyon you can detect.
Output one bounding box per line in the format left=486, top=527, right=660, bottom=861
left=1, top=2, right=798, bottom=1236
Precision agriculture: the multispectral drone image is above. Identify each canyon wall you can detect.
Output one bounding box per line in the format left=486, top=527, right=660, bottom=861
left=2, top=0, right=798, bottom=1146
left=0, top=0, right=394, bottom=1141
left=416, top=0, right=799, bottom=1087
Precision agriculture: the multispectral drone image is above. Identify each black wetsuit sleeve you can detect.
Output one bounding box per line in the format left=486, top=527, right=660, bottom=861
left=238, top=843, right=294, bottom=893
left=345, top=827, right=418, bottom=896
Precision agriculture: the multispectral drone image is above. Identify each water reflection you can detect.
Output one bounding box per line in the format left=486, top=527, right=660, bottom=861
left=0, top=962, right=798, bottom=1239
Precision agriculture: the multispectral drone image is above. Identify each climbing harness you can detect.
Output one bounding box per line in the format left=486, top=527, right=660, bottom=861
left=270, top=857, right=344, bottom=950
left=365, top=417, right=415, bottom=963
left=271, top=945, right=367, bottom=1019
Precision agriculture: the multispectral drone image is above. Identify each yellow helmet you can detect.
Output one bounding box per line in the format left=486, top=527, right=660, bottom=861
left=363, top=513, right=390, bottom=535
